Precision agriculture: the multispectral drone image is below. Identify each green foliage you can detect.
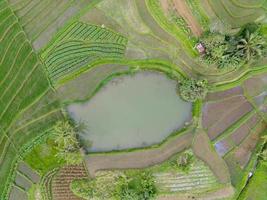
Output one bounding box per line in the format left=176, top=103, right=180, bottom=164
left=71, top=179, right=95, bottom=199
left=24, top=137, right=65, bottom=175
left=178, top=78, right=208, bottom=102
left=200, top=23, right=267, bottom=70
left=115, top=171, right=157, bottom=200
left=239, top=162, right=267, bottom=200
left=52, top=121, right=84, bottom=165
left=70, top=171, right=157, bottom=200
left=28, top=184, right=40, bottom=200
left=169, top=151, right=194, bottom=172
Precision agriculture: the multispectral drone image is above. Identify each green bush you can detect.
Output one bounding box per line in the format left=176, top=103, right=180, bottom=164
left=178, top=78, right=208, bottom=102
left=169, top=151, right=194, bottom=172
left=115, top=172, right=157, bottom=200
left=70, top=179, right=95, bottom=199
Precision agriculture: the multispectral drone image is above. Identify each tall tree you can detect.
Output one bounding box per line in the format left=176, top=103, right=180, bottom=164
left=237, top=29, right=266, bottom=61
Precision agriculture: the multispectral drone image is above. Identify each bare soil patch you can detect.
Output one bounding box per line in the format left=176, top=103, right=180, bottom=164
left=230, top=113, right=261, bottom=145
left=207, top=101, right=253, bottom=140
left=192, top=129, right=231, bottom=183
left=206, top=86, right=243, bottom=102
left=234, top=121, right=266, bottom=168
left=85, top=130, right=194, bottom=177
left=202, top=95, right=247, bottom=129
left=171, top=0, right=203, bottom=36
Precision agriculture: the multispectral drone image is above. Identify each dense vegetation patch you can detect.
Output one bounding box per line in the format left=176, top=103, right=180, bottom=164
left=70, top=171, right=157, bottom=200
left=178, top=78, right=208, bottom=102
left=52, top=121, right=85, bottom=165
left=199, top=23, right=267, bottom=69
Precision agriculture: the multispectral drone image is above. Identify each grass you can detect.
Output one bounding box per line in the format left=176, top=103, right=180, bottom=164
left=145, top=0, right=197, bottom=57
left=27, top=184, right=40, bottom=200
left=239, top=161, right=267, bottom=200
left=24, top=136, right=65, bottom=175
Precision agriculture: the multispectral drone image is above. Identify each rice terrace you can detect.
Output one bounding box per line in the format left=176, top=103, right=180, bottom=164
left=1, top=0, right=267, bottom=199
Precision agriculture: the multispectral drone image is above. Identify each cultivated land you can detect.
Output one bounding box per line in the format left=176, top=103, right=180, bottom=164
left=0, top=0, right=266, bottom=200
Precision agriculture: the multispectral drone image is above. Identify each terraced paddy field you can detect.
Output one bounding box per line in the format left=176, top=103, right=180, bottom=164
left=0, top=0, right=266, bottom=200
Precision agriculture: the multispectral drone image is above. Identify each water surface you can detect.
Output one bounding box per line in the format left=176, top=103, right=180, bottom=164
left=68, top=72, right=192, bottom=152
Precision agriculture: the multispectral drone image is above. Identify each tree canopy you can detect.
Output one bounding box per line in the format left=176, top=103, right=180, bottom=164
left=178, top=78, right=208, bottom=102
left=199, top=23, right=267, bottom=70
left=52, top=120, right=84, bottom=165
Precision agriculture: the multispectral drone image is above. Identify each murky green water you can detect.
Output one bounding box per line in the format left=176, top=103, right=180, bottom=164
left=67, top=71, right=192, bottom=152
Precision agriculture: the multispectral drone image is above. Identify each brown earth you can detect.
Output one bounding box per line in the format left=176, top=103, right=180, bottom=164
left=52, top=165, right=88, bottom=200
left=230, top=113, right=261, bottom=145
left=206, top=86, right=243, bottom=102
left=85, top=130, right=194, bottom=177
left=202, top=95, right=247, bottom=129
left=206, top=102, right=253, bottom=140
left=234, top=121, right=266, bottom=168
left=171, top=0, right=203, bottom=36
left=192, top=129, right=231, bottom=183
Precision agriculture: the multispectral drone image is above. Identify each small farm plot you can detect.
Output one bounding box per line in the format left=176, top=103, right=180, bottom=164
left=202, top=89, right=253, bottom=140
left=8, top=185, right=28, bottom=200
left=51, top=165, right=88, bottom=200
left=214, top=112, right=262, bottom=157
left=224, top=121, right=266, bottom=186
left=42, top=22, right=128, bottom=85
left=154, top=160, right=219, bottom=193
left=243, top=73, right=267, bottom=121
left=17, top=162, right=40, bottom=184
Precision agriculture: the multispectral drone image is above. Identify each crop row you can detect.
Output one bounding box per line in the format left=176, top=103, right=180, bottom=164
left=45, top=41, right=126, bottom=83
left=60, top=22, right=128, bottom=46
left=40, top=168, right=59, bottom=200
left=154, top=162, right=218, bottom=192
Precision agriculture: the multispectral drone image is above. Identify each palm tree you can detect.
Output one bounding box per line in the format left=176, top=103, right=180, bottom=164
left=53, top=120, right=84, bottom=164
left=53, top=121, right=79, bottom=151
left=237, top=29, right=266, bottom=61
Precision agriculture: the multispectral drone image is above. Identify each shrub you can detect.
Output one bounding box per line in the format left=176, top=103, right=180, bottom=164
left=116, top=172, right=157, bottom=200
left=178, top=78, right=208, bottom=102
left=169, top=151, right=194, bottom=172
left=70, top=179, right=95, bottom=199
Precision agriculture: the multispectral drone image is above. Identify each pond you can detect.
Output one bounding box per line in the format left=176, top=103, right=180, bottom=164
left=67, top=71, right=192, bottom=152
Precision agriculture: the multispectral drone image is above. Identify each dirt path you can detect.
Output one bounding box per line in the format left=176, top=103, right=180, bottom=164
left=172, top=0, right=203, bottom=36
left=192, top=129, right=231, bottom=184
left=85, top=129, right=194, bottom=177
